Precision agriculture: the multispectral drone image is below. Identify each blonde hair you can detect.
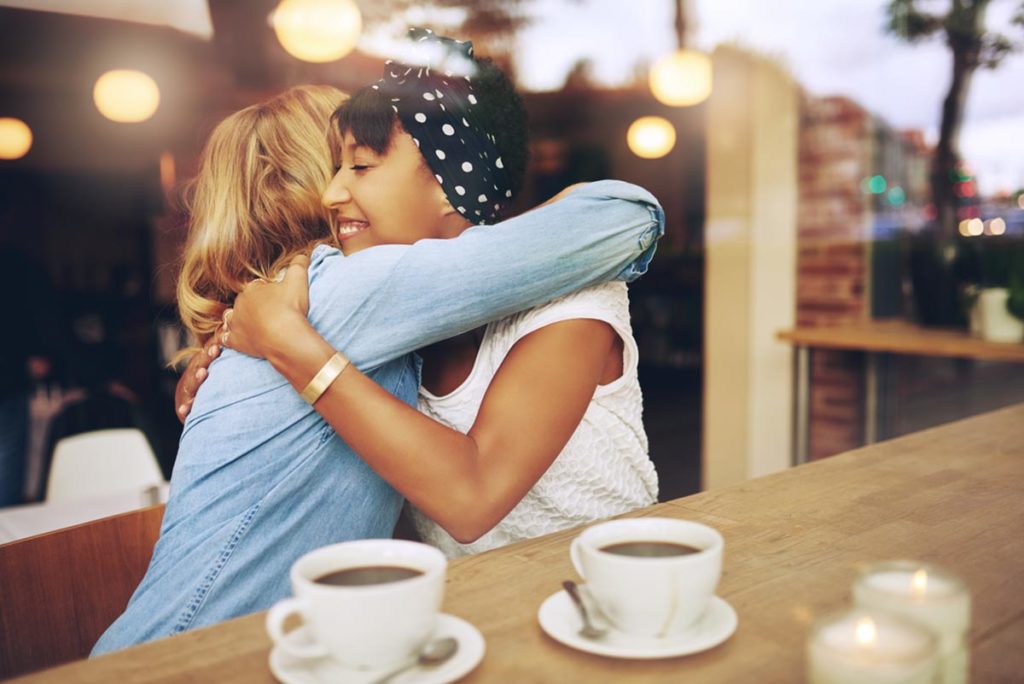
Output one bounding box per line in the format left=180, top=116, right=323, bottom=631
left=175, top=85, right=346, bottom=361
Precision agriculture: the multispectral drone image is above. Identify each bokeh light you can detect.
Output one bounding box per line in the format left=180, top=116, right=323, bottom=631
left=93, top=70, right=160, bottom=123
left=954, top=179, right=977, bottom=198
left=272, top=0, right=362, bottom=63
left=159, top=151, right=176, bottom=195
left=0, top=117, right=32, bottom=160
left=988, top=217, right=1007, bottom=236
left=966, top=218, right=984, bottom=236
left=1018, top=195, right=1024, bottom=210
left=887, top=186, right=905, bottom=206
left=627, top=116, right=676, bottom=159
left=649, top=49, right=712, bottom=107
left=867, top=175, right=887, bottom=194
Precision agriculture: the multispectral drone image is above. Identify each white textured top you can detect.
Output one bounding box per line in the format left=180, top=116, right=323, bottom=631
left=410, top=281, right=659, bottom=557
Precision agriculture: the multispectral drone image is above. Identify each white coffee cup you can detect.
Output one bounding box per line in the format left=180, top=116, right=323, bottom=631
left=570, top=518, right=723, bottom=638
left=266, top=539, right=446, bottom=669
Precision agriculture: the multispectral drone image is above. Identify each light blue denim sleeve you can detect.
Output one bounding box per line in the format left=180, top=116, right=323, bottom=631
left=307, top=179, right=664, bottom=372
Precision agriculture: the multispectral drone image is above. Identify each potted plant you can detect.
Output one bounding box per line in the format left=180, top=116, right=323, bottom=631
left=887, top=1, right=1024, bottom=328
left=970, top=236, right=1024, bottom=343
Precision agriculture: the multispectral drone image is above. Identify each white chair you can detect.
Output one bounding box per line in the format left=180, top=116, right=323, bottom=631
left=45, top=428, right=166, bottom=503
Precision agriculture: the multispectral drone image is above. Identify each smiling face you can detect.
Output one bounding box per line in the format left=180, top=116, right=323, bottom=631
left=322, top=124, right=470, bottom=255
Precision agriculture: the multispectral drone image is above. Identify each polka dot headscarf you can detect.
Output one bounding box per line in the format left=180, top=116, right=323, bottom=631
left=373, top=27, right=512, bottom=225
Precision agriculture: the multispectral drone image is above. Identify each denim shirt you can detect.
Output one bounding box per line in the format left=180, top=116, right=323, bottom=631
left=92, top=180, right=663, bottom=654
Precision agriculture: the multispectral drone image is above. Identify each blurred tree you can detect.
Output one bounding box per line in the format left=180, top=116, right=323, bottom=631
left=563, top=58, right=598, bottom=91
left=360, top=0, right=588, bottom=73
left=360, top=0, right=531, bottom=69
left=886, top=0, right=1024, bottom=237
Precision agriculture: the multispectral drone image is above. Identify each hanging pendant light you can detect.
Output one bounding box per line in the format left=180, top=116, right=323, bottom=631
left=650, top=0, right=712, bottom=107
left=94, top=69, right=160, bottom=123
left=0, top=118, right=33, bottom=160
left=650, top=48, right=712, bottom=107
left=272, top=0, right=362, bottom=63
left=627, top=116, right=677, bottom=159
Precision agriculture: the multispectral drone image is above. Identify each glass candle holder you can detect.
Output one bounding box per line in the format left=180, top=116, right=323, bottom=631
left=854, top=561, right=970, bottom=684
left=807, top=608, right=939, bottom=684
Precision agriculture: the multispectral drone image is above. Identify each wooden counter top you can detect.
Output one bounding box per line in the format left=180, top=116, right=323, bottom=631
left=778, top=319, right=1024, bottom=362
left=14, top=404, right=1024, bottom=683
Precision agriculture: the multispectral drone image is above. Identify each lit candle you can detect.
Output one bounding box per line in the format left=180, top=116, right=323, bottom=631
left=854, top=561, right=970, bottom=684
left=807, top=609, right=939, bottom=684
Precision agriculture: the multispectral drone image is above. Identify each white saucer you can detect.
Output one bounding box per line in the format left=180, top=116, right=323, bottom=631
left=269, top=613, right=485, bottom=684
left=537, top=591, right=737, bottom=659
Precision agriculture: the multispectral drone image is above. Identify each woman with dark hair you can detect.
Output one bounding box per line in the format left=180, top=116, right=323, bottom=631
left=95, top=33, right=662, bottom=654
left=214, top=29, right=658, bottom=556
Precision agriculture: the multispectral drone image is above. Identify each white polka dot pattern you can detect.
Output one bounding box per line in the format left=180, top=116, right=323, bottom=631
left=376, top=27, right=513, bottom=224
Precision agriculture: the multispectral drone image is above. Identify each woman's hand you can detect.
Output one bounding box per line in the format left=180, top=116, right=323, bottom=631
left=175, top=339, right=220, bottom=423
left=220, top=254, right=311, bottom=360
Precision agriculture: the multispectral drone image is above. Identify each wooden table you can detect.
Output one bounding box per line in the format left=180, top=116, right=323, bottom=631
left=778, top=320, right=1024, bottom=465
left=12, top=404, right=1024, bottom=683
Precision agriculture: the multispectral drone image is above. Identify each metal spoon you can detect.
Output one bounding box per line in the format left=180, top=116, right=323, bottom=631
left=563, top=580, right=607, bottom=639
left=370, top=637, right=458, bottom=684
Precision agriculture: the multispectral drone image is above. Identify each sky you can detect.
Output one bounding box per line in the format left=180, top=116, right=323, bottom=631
left=515, top=0, right=1024, bottom=195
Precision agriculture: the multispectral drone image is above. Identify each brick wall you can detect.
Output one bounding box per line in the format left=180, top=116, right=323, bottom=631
left=797, top=96, right=871, bottom=460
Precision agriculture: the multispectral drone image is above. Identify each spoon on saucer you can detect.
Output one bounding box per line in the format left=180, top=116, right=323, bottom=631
left=563, top=580, right=607, bottom=639
left=370, top=637, right=458, bottom=684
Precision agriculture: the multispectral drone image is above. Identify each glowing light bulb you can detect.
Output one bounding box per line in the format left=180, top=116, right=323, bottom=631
left=0, top=117, right=32, bottom=159
left=93, top=70, right=160, bottom=123
left=627, top=116, right=676, bottom=159
left=272, top=0, right=362, bottom=63
left=911, top=569, right=928, bottom=596
left=855, top=616, right=877, bottom=646
left=649, top=49, right=712, bottom=107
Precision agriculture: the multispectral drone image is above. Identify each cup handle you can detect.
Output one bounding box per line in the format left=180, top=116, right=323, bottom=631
left=569, top=538, right=586, bottom=580
left=265, top=597, right=329, bottom=659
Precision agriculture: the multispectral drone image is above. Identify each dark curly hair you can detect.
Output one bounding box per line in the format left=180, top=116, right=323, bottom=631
left=330, top=57, right=529, bottom=208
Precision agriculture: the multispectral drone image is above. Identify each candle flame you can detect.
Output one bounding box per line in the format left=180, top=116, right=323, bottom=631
left=912, top=569, right=928, bottom=596
left=855, top=616, right=877, bottom=646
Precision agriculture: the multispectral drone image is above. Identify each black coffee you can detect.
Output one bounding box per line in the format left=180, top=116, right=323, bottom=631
left=314, top=566, right=424, bottom=586
left=599, top=541, right=703, bottom=558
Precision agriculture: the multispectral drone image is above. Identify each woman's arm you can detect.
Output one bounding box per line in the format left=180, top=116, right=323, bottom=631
left=307, top=180, right=661, bottom=372
left=179, top=181, right=659, bottom=419
left=226, top=276, right=617, bottom=543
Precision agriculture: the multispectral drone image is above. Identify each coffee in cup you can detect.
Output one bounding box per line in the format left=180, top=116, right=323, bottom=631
left=313, top=565, right=424, bottom=586
left=570, top=518, right=723, bottom=638
left=599, top=541, right=704, bottom=557
left=266, top=539, right=446, bottom=669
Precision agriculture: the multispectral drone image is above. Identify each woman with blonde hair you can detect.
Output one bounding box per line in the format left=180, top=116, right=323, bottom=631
left=95, top=84, right=390, bottom=653
left=94, top=67, right=662, bottom=651
left=175, top=84, right=343, bottom=349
